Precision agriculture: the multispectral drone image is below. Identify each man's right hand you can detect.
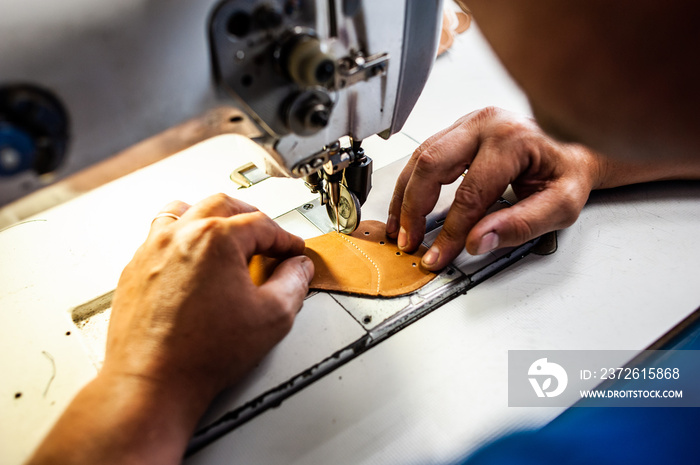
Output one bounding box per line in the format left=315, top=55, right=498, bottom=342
left=386, top=107, right=603, bottom=270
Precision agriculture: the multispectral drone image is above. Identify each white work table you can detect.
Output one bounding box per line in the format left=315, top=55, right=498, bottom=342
left=2, top=26, right=700, bottom=465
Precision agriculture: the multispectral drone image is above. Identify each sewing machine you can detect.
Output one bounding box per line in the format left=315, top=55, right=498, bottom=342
left=0, top=0, right=443, bottom=232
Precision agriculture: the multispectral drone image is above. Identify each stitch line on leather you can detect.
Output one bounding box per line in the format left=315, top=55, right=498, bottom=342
left=334, top=232, right=381, bottom=294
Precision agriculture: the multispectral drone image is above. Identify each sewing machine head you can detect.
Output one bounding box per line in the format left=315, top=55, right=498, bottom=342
left=0, top=0, right=442, bottom=231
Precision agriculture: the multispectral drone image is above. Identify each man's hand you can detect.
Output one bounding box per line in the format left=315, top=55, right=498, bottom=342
left=29, top=193, right=314, bottom=464
left=106, top=193, right=314, bottom=398
left=386, top=107, right=602, bottom=270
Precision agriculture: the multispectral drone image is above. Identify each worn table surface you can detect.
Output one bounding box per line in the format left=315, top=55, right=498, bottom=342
left=2, top=26, right=700, bottom=465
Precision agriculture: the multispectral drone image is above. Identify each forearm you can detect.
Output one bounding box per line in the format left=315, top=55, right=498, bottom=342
left=27, top=372, right=211, bottom=465
left=593, top=151, right=700, bottom=190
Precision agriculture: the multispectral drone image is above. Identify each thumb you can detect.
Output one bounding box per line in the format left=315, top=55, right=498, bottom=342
left=466, top=185, right=585, bottom=254
left=258, top=255, right=315, bottom=315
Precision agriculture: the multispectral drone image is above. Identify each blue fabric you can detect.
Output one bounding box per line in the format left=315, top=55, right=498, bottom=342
left=460, top=315, right=700, bottom=465
left=463, top=407, right=698, bottom=465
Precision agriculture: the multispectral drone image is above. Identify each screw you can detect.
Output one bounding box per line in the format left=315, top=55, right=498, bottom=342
left=315, top=60, right=335, bottom=84
left=309, top=107, right=329, bottom=128
left=303, top=203, right=314, bottom=210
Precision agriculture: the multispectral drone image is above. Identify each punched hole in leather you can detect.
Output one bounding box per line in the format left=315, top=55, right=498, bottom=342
left=249, top=220, right=437, bottom=297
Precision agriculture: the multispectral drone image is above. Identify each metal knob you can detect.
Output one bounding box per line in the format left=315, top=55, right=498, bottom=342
left=0, top=85, right=69, bottom=177
left=285, top=34, right=336, bottom=87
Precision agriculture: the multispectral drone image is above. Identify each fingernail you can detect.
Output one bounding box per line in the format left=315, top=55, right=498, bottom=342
left=476, top=231, right=499, bottom=255
left=386, top=215, right=398, bottom=236
left=422, top=246, right=439, bottom=267
left=397, top=227, right=407, bottom=249
left=300, top=256, right=315, bottom=282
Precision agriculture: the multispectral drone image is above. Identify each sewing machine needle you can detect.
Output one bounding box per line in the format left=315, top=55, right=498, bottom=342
left=335, top=204, right=340, bottom=233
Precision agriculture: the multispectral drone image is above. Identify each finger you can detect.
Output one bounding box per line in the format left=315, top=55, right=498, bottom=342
left=387, top=113, right=477, bottom=237
left=396, top=117, right=482, bottom=252
left=150, top=200, right=191, bottom=233
left=258, top=255, right=314, bottom=318
left=386, top=156, right=418, bottom=238
left=420, top=143, right=520, bottom=270
left=182, top=193, right=258, bottom=221
left=465, top=178, right=587, bottom=254
left=225, top=211, right=306, bottom=260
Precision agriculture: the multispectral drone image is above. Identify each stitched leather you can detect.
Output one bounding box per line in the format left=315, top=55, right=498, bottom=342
left=250, top=220, right=437, bottom=297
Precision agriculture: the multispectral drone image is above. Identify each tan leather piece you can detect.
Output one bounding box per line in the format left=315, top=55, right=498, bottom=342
left=250, top=220, right=437, bottom=297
